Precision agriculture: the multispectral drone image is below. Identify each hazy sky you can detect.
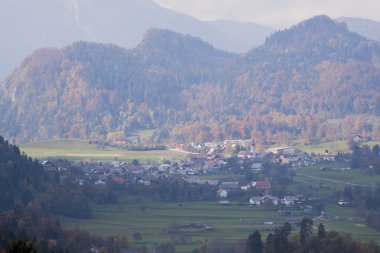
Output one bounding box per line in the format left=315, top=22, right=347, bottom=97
left=153, top=0, right=380, bottom=28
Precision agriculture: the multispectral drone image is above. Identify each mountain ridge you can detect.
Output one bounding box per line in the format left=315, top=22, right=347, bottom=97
left=1, top=15, right=380, bottom=143
left=0, top=0, right=273, bottom=80
left=337, top=17, right=380, bottom=41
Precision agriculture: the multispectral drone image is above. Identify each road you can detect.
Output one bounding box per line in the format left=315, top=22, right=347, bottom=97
left=296, top=173, right=377, bottom=188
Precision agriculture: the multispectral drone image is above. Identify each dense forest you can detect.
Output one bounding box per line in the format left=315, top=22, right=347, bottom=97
left=0, top=136, right=130, bottom=252
left=1, top=15, right=380, bottom=143
left=0, top=136, right=98, bottom=218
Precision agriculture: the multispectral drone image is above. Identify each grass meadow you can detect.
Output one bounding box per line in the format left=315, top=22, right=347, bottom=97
left=57, top=200, right=380, bottom=253
left=293, top=139, right=380, bottom=154
left=58, top=201, right=283, bottom=252
left=323, top=202, right=380, bottom=243
left=292, top=165, right=380, bottom=244
left=296, top=163, right=380, bottom=187
left=19, top=138, right=186, bottom=162
left=294, top=140, right=349, bottom=154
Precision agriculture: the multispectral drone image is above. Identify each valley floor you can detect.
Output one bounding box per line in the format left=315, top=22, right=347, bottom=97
left=58, top=201, right=380, bottom=253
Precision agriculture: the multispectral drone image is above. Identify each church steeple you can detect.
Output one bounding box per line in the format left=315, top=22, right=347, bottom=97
left=250, top=138, right=256, bottom=155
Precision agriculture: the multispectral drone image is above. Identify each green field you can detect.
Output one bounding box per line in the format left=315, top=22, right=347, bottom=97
left=326, top=220, right=380, bottom=242
left=292, top=165, right=380, bottom=244
left=292, top=163, right=380, bottom=208
left=323, top=204, right=380, bottom=243
left=294, top=139, right=380, bottom=155
left=58, top=200, right=380, bottom=252
left=19, top=138, right=186, bottom=162
left=296, top=163, right=380, bottom=187
left=58, top=201, right=283, bottom=252
left=294, top=140, right=349, bottom=154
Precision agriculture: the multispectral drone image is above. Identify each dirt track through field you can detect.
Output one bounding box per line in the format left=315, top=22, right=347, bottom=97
left=297, top=173, right=376, bottom=188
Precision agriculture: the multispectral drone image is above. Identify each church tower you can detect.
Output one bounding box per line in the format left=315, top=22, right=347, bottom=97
left=250, top=138, right=257, bottom=156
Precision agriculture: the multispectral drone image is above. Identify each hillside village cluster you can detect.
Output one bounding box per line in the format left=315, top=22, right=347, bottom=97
left=41, top=139, right=342, bottom=208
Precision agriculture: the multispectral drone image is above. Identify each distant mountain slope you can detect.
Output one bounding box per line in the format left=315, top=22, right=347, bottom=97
left=230, top=16, right=380, bottom=136
left=1, top=15, right=380, bottom=143
left=0, top=30, right=233, bottom=141
left=207, top=20, right=274, bottom=52
left=0, top=0, right=273, bottom=80
left=337, top=17, right=380, bottom=41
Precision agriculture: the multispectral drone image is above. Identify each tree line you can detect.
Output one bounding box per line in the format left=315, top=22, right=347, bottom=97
left=244, top=219, right=380, bottom=253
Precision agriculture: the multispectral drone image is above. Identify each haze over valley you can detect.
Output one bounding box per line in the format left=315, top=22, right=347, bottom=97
left=0, top=0, right=274, bottom=80
left=1, top=1, right=380, bottom=253
left=1, top=15, right=380, bottom=145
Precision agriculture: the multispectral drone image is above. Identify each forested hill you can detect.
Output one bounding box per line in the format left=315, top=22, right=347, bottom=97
left=0, top=137, right=45, bottom=210
left=0, top=136, right=93, bottom=218
left=1, top=15, right=380, bottom=143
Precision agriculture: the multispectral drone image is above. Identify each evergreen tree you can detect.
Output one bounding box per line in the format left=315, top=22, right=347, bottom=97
left=372, top=144, right=380, bottom=157
left=246, top=230, right=263, bottom=253
left=264, top=233, right=274, bottom=253
left=299, top=218, right=313, bottom=247
left=155, top=242, right=176, bottom=253
left=6, top=240, right=36, bottom=253
left=317, top=223, right=326, bottom=240
left=273, top=223, right=291, bottom=253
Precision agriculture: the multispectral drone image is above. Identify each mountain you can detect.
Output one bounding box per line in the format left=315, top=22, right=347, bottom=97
left=0, top=0, right=273, bottom=81
left=1, top=15, right=380, bottom=143
left=337, top=17, right=380, bottom=41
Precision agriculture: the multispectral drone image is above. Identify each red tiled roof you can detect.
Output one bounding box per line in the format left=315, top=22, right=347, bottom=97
left=255, top=181, right=271, bottom=188
left=112, top=177, right=127, bottom=184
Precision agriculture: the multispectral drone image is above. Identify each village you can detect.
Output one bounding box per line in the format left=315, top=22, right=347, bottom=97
left=40, top=138, right=345, bottom=211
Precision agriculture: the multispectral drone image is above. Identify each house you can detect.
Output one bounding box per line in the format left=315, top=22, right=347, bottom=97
left=176, top=143, right=188, bottom=150
left=323, top=155, right=335, bottom=162
left=240, top=184, right=251, bottom=191
left=90, top=246, right=99, bottom=253
left=217, top=189, right=228, bottom=198
left=280, top=155, right=300, bottom=165
left=262, top=195, right=279, bottom=206
left=249, top=195, right=279, bottom=206
left=251, top=163, right=263, bottom=172
left=353, top=135, right=363, bottom=143
left=112, top=176, right=127, bottom=185
left=221, top=182, right=240, bottom=191
left=185, top=177, right=220, bottom=186
left=191, top=142, right=205, bottom=150
left=250, top=197, right=263, bottom=206
left=238, top=151, right=254, bottom=159
left=159, top=164, right=170, bottom=172
left=41, top=160, right=57, bottom=171
left=282, top=196, right=298, bottom=206
left=188, top=153, right=208, bottom=164
left=138, top=180, right=151, bottom=186
left=95, top=180, right=106, bottom=185
left=338, top=199, right=350, bottom=206
left=252, top=181, right=271, bottom=189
